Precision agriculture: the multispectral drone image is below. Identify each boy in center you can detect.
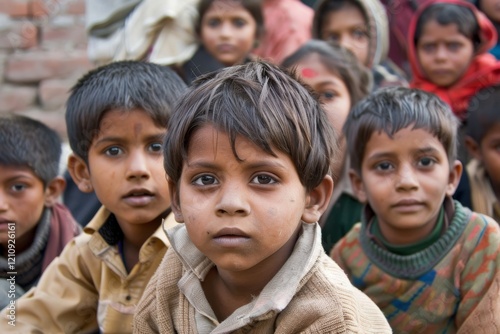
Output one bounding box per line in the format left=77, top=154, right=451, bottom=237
left=134, top=61, right=391, bottom=333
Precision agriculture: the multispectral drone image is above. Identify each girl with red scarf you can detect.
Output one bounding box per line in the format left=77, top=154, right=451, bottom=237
left=408, top=0, right=500, bottom=121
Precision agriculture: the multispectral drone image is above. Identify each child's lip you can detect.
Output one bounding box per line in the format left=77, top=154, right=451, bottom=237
left=123, top=188, right=154, bottom=197
left=213, top=227, right=249, bottom=238
left=217, top=44, right=235, bottom=52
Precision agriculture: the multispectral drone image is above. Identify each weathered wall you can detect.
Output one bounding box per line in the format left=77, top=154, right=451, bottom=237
left=0, top=0, right=93, bottom=138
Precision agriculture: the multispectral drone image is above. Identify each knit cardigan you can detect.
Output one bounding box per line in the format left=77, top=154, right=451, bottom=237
left=331, top=200, right=500, bottom=333
left=134, top=222, right=392, bottom=333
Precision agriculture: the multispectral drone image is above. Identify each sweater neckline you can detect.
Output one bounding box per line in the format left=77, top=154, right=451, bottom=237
left=360, top=200, right=471, bottom=279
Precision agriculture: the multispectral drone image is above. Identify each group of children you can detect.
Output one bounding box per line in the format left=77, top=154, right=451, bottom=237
left=1, top=0, right=500, bottom=332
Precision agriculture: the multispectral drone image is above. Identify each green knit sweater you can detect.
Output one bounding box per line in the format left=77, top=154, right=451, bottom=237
left=331, top=200, right=500, bottom=333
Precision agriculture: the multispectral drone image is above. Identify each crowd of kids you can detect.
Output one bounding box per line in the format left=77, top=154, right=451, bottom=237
left=0, top=61, right=186, bottom=333
left=1, top=0, right=500, bottom=331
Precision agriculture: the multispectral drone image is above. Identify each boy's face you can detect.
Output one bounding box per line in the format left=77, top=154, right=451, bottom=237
left=417, top=20, right=474, bottom=88
left=73, top=109, right=170, bottom=231
left=320, top=5, right=369, bottom=66
left=200, top=0, right=257, bottom=66
left=0, top=166, right=59, bottom=251
left=170, top=125, right=329, bottom=275
left=350, top=127, right=461, bottom=245
left=475, top=123, right=500, bottom=193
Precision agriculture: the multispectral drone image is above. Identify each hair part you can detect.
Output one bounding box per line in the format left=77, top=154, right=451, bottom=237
left=414, top=3, right=481, bottom=50
left=164, top=61, right=339, bottom=191
left=0, top=115, right=62, bottom=186
left=344, top=87, right=459, bottom=174
left=281, top=39, right=372, bottom=106
left=466, top=84, right=500, bottom=143
left=195, top=0, right=264, bottom=40
left=65, top=60, right=187, bottom=162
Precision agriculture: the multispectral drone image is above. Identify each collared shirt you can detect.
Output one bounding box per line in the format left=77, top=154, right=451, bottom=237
left=0, top=206, right=177, bottom=334
left=133, top=221, right=391, bottom=333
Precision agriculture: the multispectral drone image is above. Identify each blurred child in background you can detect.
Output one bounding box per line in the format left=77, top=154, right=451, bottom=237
left=282, top=40, right=372, bottom=252
left=408, top=0, right=500, bottom=121
left=465, top=84, right=500, bottom=222
left=176, top=0, right=264, bottom=84
left=312, top=0, right=408, bottom=90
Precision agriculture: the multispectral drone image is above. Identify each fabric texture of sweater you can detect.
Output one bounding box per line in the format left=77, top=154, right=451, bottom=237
left=331, top=200, right=500, bottom=333
left=0, top=206, right=177, bottom=333
left=134, top=221, right=391, bottom=333
left=408, top=0, right=500, bottom=120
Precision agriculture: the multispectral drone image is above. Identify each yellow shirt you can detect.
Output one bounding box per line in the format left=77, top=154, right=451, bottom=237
left=0, top=206, right=177, bottom=333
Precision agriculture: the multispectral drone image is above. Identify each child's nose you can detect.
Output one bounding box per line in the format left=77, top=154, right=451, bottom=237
left=395, top=165, right=418, bottom=190
left=435, top=45, right=448, bottom=60
left=215, top=183, right=250, bottom=216
left=126, top=152, right=151, bottom=180
left=219, top=22, right=232, bottom=37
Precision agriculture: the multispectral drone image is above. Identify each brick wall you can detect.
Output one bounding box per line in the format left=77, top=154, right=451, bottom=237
left=0, top=0, right=94, bottom=138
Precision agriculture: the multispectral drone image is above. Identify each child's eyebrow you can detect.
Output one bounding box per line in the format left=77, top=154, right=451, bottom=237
left=94, top=133, right=165, bottom=146
left=186, top=160, right=288, bottom=171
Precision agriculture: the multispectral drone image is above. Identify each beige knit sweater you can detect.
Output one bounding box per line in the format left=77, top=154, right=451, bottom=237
left=133, top=222, right=391, bottom=333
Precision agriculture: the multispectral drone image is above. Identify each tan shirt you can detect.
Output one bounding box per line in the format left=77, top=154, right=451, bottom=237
left=134, top=222, right=391, bottom=333
left=0, top=206, right=177, bottom=333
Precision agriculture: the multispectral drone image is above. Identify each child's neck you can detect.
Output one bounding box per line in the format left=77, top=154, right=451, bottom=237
left=117, top=215, right=164, bottom=271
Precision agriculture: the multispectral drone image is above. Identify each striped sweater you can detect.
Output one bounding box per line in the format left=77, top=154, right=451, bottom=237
left=331, top=201, right=500, bottom=333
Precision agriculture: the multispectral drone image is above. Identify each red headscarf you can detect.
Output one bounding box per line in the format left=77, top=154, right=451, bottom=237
left=408, top=0, right=500, bottom=120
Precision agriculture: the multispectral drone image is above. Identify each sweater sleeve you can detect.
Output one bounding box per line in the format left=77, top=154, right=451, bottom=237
left=0, top=236, right=99, bottom=333
left=456, top=214, right=500, bottom=332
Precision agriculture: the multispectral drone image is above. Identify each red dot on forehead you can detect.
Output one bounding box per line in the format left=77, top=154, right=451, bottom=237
left=301, top=68, right=318, bottom=78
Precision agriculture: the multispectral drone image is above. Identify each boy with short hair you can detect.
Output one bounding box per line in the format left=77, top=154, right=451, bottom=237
left=465, top=85, right=500, bottom=222
left=133, top=61, right=391, bottom=333
left=0, top=115, right=81, bottom=309
left=0, top=61, right=187, bottom=333
left=331, top=87, right=500, bottom=332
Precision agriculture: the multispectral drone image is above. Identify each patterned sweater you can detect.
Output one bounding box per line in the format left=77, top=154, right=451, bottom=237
left=331, top=200, right=500, bottom=333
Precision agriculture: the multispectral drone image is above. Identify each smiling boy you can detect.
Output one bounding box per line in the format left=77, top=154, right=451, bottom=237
left=0, top=61, right=187, bottom=333
left=331, top=87, right=500, bottom=332
left=133, top=61, right=391, bottom=333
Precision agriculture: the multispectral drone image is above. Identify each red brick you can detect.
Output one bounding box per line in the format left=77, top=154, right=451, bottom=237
left=65, top=0, right=85, bottom=15
left=31, top=0, right=64, bottom=18
left=0, top=0, right=31, bottom=18
left=0, top=20, right=38, bottom=49
left=0, top=84, right=37, bottom=112
left=5, top=50, right=93, bottom=83
left=38, top=77, right=75, bottom=109
left=41, top=20, right=86, bottom=48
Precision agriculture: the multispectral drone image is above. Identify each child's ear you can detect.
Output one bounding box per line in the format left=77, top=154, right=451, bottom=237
left=44, top=176, right=66, bottom=207
left=349, top=169, right=368, bottom=203
left=446, top=160, right=463, bottom=197
left=168, top=178, right=184, bottom=223
left=464, top=136, right=482, bottom=161
left=67, top=154, right=93, bottom=193
left=301, top=175, right=334, bottom=224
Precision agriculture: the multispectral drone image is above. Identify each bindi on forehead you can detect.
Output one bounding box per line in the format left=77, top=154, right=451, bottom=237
left=301, top=68, right=318, bottom=78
